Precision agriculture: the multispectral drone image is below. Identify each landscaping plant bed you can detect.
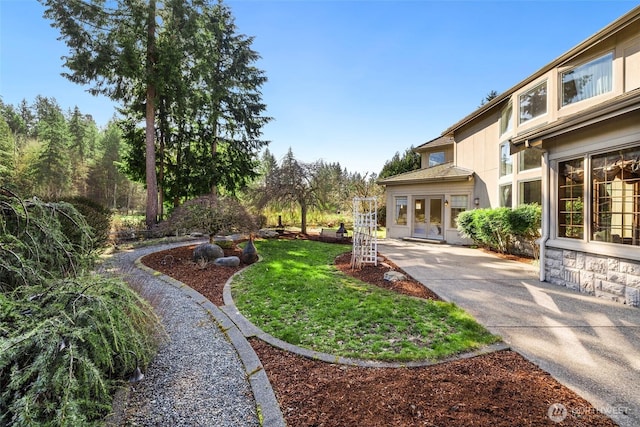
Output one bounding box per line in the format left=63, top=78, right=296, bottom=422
left=141, top=239, right=616, bottom=427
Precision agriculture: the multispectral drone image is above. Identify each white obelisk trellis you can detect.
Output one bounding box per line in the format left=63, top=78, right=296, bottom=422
left=350, top=197, right=377, bottom=269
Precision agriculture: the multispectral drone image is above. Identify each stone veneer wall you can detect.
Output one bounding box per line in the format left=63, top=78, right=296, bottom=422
left=545, top=247, right=640, bottom=307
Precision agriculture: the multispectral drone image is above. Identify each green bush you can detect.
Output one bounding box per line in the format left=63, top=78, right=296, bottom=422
left=1, top=189, right=95, bottom=291
left=0, top=188, right=161, bottom=425
left=457, top=204, right=541, bottom=255
left=60, top=197, right=113, bottom=249
left=157, top=194, right=258, bottom=237
left=0, top=276, right=160, bottom=426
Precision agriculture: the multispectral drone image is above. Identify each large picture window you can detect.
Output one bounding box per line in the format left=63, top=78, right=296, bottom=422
left=591, top=147, right=640, bottom=245
left=519, top=81, right=547, bottom=124
left=395, top=196, right=408, bottom=225
left=561, top=52, right=613, bottom=106
left=558, top=159, right=584, bottom=239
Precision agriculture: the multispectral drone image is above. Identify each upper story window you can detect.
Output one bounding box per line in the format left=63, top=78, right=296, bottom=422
left=561, top=52, right=613, bottom=107
left=500, top=100, right=513, bottom=136
left=429, top=151, right=445, bottom=167
left=499, top=142, right=512, bottom=177
left=519, top=81, right=547, bottom=124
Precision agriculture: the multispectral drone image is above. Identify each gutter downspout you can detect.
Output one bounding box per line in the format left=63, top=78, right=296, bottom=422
left=539, top=150, right=550, bottom=282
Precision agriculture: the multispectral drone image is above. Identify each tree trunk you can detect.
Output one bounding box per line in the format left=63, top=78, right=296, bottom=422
left=300, top=199, right=308, bottom=235
left=144, top=0, right=159, bottom=229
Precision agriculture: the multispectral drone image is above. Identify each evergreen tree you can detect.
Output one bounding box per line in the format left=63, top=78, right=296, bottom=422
left=34, top=98, right=71, bottom=198
left=379, top=146, right=421, bottom=178
left=40, top=0, right=270, bottom=227
left=68, top=106, right=99, bottom=196
left=39, top=0, right=161, bottom=227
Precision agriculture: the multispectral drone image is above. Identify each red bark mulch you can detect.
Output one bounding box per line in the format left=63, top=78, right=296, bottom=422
left=140, top=236, right=616, bottom=427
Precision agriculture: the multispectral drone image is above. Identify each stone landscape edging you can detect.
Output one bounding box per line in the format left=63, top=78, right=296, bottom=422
left=134, top=256, right=286, bottom=427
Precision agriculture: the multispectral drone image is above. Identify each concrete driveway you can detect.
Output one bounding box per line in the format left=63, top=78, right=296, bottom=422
left=378, top=239, right=640, bottom=427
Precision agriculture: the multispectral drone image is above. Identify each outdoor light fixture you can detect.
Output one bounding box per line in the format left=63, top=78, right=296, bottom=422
left=474, top=197, right=480, bottom=206
left=444, top=200, right=449, bottom=207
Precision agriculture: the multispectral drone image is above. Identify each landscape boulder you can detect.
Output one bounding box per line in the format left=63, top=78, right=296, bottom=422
left=258, top=229, right=279, bottom=239
left=383, top=271, right=406, bottom=282
left=193, top=243, right=224, bottom=263
left=214, top=256, right=241, bottom=267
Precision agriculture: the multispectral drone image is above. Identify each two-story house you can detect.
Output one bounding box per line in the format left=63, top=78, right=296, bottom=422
left=378, top=5, right=640, bottom=306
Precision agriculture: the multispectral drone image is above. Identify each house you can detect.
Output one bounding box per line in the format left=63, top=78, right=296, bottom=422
left=378, top=5, right=640, bottom=306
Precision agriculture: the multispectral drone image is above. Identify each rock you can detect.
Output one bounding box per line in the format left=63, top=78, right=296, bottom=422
left=214, top=256, right=241, bottom=267
left=258, top=229, right=279, bottom=239
left=241, top=236, right=259, bottom=265
left=193, top=243, right=224, bottom=262
left=384, top=271, right=406, bottom=282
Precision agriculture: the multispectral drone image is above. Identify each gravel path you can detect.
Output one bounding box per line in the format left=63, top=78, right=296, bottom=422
left=100, top=241, right=260, bottom=427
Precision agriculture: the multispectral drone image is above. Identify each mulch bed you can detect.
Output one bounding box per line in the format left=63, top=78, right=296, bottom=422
left=140, top=235, right=616, bottom=427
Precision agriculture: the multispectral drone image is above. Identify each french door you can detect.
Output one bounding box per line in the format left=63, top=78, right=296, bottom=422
left=413, top=197, right=443, bottom=239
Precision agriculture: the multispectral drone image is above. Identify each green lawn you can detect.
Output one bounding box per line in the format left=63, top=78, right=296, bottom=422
left=232, top=239, right=500, bottom=362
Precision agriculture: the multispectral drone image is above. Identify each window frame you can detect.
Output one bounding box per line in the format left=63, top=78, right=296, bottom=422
left=561, top=51, right=614, bottom=107
left=519, top=80, right=548, bottom=125
left=499, top=184, right=512, bottom=208
left=499, top=100, right=513, bottom=136
left=499, top=142, right=513, bottom=177
left=590, top=146, right=640, bottom=246
left=449, top=195, right=468, bottom=228
left=558, top=158, right=585, bottom=240
left=394, top=196, right=408, bottom=226
left=518, top=179, right=542, bottom=206
left=428, top=151, right=446, bottom=167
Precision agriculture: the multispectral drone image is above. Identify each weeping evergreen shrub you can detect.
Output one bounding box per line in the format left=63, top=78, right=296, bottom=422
left=58, top=196, right=113, bottom=250
left=0, top=188, right=161, bottom=426
left=0, top=190, right=94, bottom=292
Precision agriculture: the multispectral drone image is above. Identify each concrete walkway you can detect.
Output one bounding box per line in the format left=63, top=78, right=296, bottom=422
left=378, top=239, right=640, bottom=427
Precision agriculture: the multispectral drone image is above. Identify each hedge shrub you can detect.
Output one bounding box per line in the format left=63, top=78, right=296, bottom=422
left=457, top=204, right=541, bottom=255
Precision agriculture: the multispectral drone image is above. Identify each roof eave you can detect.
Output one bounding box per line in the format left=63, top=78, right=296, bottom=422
left=377, top=175, right=473, bottom=186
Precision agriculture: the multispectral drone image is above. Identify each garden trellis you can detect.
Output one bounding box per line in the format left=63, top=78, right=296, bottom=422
left=350, top=197, right=377, bottom=269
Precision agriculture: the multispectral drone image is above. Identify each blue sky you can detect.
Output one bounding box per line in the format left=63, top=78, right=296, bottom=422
left=1, top=1, right=638, bottom=176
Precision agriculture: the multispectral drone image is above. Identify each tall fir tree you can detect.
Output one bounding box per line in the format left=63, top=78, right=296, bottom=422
left=40, top=0, right=270, bottom=226
left=34, top=99, right=71, bottom=198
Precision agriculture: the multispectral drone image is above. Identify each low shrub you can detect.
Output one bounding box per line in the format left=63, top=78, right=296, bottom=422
left=156, top=194, right=258, bottom=237
left=0, top=276, right=161, bottom=426
left=457, top=204, right=541, bottom=255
